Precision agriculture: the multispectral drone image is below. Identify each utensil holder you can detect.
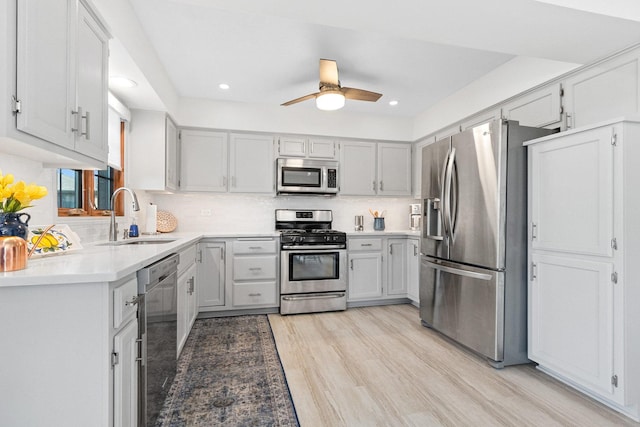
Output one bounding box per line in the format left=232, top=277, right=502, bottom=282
left=373, top=217, right=385, bottom=231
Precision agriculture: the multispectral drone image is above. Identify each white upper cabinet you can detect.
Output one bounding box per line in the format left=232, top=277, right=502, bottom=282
left=461, top=109, right=501, bottom=131
left=340, top=141, right=411, bottom=196
left=128, top=110, right=179, bottom=192
left=563, top=50, right=640, bottom=129
left=528, top=125, right=614, bottom=257
left=377, top=143, right=411, bottom=196
left=503, top=83, right=562, bottom=128
left=229, top=133, right=275, bottom=193
left=9, top=0, right=109, bottom=166
left=179, top=129, right=228, bottom=192
left=340, top=141, right=377, bottom=195
left=276, top=136, right=337, bottom=159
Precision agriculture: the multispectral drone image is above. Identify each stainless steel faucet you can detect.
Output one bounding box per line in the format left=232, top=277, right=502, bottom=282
left=109, top=187, right=140, bottom=241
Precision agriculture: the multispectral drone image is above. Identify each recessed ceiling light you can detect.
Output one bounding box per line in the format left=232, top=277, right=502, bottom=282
left=389, top=100, right=399, bottom=106
left=219, top=83, right=230, bottom=90
left=109, top=76, right=138, bottom=88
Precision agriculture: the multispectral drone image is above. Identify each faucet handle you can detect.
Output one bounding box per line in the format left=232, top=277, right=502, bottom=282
left=123, top=229, right=129, bottom=240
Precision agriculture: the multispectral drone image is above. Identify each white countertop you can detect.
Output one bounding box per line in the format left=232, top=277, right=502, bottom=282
left=0, top=230, right=419, bottom=287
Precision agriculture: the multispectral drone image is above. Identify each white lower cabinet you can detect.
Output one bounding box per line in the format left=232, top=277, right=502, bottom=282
left=407, top=238, right=420, bottom=303
left=177, top=262, right=197, bottom=356
left=348, top=251, right=383, bottom=300
left=231, top=238, right=278, bottom=308
left=113, top=317, right=139, bottom=427
left=197, top=242, right=225, bottom=311
left=529, top=254, right=615, bottom=398
left=526, top=119, right=640, bottom=421
left=386, top=239, right=407, bottom=296
left=348, top=236, right=418, bottom=303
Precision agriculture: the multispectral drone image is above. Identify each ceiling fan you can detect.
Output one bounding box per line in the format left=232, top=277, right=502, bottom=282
left=281, top=59, right=382, bottom=111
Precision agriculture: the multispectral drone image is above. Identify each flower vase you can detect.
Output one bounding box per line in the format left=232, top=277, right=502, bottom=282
left=0, top=212, right=31, bottom=241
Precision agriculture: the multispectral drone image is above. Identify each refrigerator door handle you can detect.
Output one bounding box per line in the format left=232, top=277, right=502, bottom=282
left=443, top=147, right=456, bottom=241
left=440, top=149, right=451, bottom=239
left=425, top=259, right=492, bottom=281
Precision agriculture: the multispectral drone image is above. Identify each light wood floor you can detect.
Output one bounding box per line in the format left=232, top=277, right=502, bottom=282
left=268, top=304, right=639, bottom=427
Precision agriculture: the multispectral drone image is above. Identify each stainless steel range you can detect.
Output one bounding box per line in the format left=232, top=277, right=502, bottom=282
left=276, top=209, right=347, bottom=315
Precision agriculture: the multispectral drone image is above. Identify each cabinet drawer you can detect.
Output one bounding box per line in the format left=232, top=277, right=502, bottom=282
left=178, top=245, right=197, bottom=274
left=233, top=256, right=277, bottom=280
left=233, top=282, right=278, bottom=307
left=233, top=239, right=277, bottom=254
left=349, top=238, right=383, bottom=251
left=113, top=277, right=138, bottom=329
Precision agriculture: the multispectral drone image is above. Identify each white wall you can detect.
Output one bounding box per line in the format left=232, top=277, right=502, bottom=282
left=412, top=56, right=580, bottom=140
left=178, top=97, right=413, bottom=141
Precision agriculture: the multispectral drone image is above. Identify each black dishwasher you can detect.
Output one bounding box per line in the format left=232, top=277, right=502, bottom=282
left=137, top=253, right=179, bottom=426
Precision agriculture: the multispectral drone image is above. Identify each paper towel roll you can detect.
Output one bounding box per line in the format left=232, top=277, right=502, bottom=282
left=145, top=204, right=157, bottom=234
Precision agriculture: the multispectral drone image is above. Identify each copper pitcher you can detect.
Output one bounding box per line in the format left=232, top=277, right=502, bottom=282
left=0, top=236, right=27, bottom=272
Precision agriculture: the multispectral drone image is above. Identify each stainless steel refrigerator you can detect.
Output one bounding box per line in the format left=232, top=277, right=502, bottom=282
left=419, top=119, right=555, bottom=368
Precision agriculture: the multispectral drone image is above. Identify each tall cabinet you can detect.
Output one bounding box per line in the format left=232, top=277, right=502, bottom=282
left=526, top=119, right=640, bottom=421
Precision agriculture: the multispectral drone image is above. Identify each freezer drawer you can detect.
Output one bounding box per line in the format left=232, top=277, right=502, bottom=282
left=419, top=256, right=504, bottom=362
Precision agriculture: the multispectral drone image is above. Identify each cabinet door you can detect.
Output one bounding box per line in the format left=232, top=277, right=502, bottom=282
left=563, top=51, right=640, bottom=129
left=529, top=254, right=615, bottom=400
left=229, top=133, right=274, bottom=193
left=407, top=239, right=420, bottom=302
left=348, top=252, right=383, bottom=300
left=113, top=319, right=139, bottom=427
left=387, top=239, right=407, bottom=296
left=340, top=141, right=377, bottom=195
left=503, top=83, right=562, bottom=128
left=529, top=126, right=614, bottom=256
left=277, top=136, right=306, bottom=157
left=377, top=143, right=411, bottom=196
left=308, top=138, right=336, bottom=159
left=177, top=263, right=197, bottom=356
left=165, top=117, right=179, bottom=191
left=75, top=2, right=108, bottom=161
left=460, top=109, right=501, bottom=131
left=16, top=0, right=75, bottom=149
left=180, top=130, right=228, bottom=192
left=197, top=243, right=225, bottom=308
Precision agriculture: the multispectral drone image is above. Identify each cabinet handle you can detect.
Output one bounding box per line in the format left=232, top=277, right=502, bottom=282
left=223, top=176, right=227, bottom=187
left=413, top=244, right=418, bottom=256
left=71, top=107, right=82, bottom=134
left=361, top=243, right=373, bottom=247
left=125, top=295, right=139, bottom=306
left=531, top=262, right=537, bottom=280
left=380, top=181, right=384, bottom=191
left=249, top=267, right=262, bottom=271
left=372, top=181, right=377, bottom=192
left=531, top=223, right=537, bottom=240
left=248, top=293, right=262, bottom=297
left=249, top=246, right=263, bottom=250
left=389, top=245, right=393, bottom=255
left=188, top=277, right=195, bottom=294
left=350, top=259, right=353, bottom=270
left=197, top=250, right=203, bottom=263
left=81, top=110, right=90, bottom=140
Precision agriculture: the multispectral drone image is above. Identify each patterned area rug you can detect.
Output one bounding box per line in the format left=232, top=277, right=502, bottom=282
left=157, top=315, right=299, bottom=426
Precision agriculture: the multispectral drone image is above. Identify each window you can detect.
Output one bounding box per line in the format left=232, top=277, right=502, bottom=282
left=57, top=121, right=125, bottom=216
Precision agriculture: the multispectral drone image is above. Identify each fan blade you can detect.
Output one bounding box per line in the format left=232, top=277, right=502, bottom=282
left=319, top=59, right=339, bottom=86
left=281, top=92, right=318, bottom=106
left=342, top=87, right=382, bottom=102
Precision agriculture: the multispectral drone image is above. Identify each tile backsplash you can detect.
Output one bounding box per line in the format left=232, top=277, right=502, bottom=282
left=150, top=192, right=417, bottom=233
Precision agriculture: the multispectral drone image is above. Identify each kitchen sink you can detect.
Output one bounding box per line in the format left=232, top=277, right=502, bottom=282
left=97, top=238, right=176, bottom=246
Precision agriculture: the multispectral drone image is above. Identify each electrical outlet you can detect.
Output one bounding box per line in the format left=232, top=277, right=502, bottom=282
left=200, top=209, right=212, bottom=216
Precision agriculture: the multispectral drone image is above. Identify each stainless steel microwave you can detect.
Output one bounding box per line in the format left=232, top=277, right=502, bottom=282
left=276, top=158, right=339, bottom=195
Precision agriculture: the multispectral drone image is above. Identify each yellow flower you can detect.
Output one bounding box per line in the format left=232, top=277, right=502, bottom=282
left=0, top=171, right=47, bottom=213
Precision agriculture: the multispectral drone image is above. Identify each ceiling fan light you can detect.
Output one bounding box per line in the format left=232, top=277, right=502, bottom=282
left=316, top=91, right=345, bottom=111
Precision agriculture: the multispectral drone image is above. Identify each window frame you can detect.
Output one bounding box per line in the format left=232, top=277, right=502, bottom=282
left=57, top=121, right=125, bottom=217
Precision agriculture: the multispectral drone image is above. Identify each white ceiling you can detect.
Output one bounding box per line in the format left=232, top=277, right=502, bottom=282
left=108, top=0, right=640, bottom=118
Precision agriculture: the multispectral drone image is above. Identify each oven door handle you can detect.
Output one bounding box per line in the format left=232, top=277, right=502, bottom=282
left=282, top=292, right=346, bottom=301
left=281, top=245, right=346, bottom=250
